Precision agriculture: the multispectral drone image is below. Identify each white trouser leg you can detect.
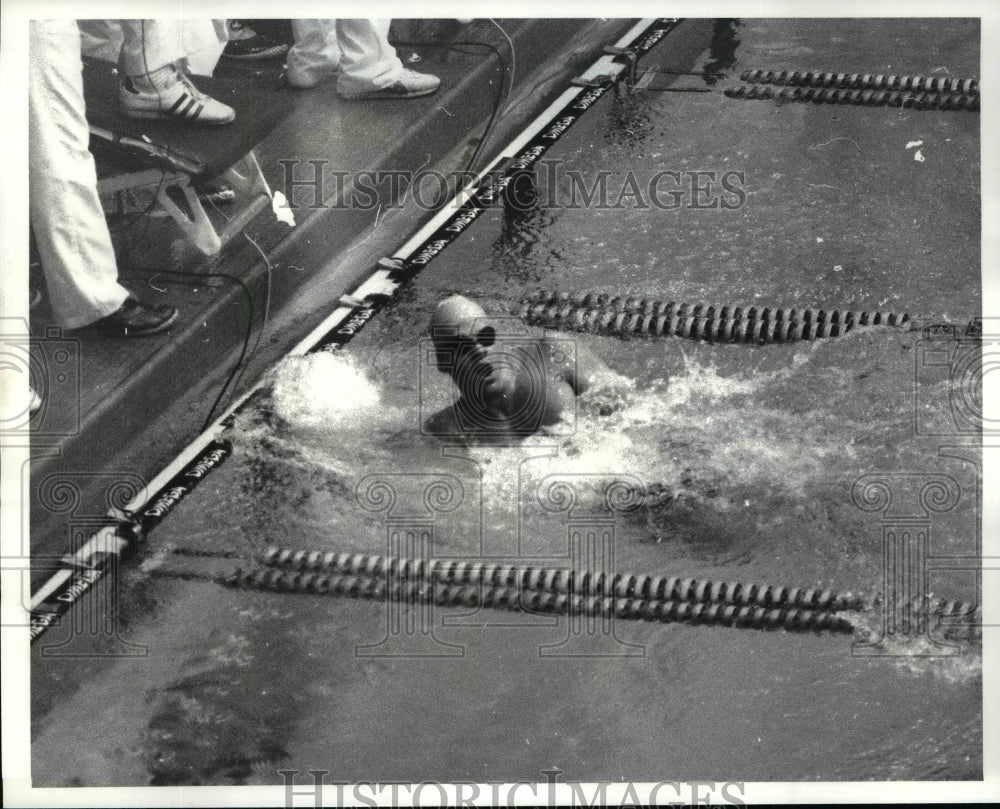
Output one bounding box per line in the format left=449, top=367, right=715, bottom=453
left=119, top=19, right=226, bottom=77
left=120, top=20, right=183, bottom=75
left=286, top=19, right=342, bottom=86
left=29, top=20, right=128, bottom=329
left=77, top=19, right=124, bottom=63
left=185, top=21, right=227, bottom=76
left=335, top=19, right=403, bottom=93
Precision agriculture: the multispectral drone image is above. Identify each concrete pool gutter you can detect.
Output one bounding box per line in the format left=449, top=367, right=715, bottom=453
left=27, top=20, right=717, bottom=601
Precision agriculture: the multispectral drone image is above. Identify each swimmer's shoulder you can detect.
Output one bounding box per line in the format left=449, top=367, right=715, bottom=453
left=535, top=328, right=608, bottom=395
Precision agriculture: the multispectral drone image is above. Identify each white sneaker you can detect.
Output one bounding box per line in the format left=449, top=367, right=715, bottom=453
left=338, top=69, right=441, bottom=100
left=120, top=70, right=236, bottom=125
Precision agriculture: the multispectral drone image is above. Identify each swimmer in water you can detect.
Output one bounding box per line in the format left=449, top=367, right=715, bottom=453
left=425, top=294, right=608, bottom=440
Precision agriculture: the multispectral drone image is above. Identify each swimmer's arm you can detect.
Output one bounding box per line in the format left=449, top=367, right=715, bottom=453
left=541, top=331, right=608, bottom=395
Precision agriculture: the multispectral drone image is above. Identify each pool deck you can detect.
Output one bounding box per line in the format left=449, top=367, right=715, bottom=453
left=26, top=18, right=682, bottom=575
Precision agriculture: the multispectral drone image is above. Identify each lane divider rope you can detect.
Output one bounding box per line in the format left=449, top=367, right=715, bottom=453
left=259, top=545, right=867, bottom=611
left=223, top=567, right=859, bottom=635
left=519, top=291, right=910, bottom=343
left=740, top=69, right=979, bottom=94
left=158, top=546, right=981, bottom=639
left=258, top=545, right=978, bottom=620
left=724, top=84, right=979, bottom=111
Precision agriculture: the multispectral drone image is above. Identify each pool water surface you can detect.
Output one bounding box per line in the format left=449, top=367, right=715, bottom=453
left=31, top=18, right=981, bottom=786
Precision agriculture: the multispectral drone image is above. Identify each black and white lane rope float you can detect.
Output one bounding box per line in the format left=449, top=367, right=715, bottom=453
left=740, top=69, right=978, bottom=94
left=519, top=289, right=914, bottom=344
left=156, top=545, right=980, bottom=640
left=726, top=68, right=979, bottom=111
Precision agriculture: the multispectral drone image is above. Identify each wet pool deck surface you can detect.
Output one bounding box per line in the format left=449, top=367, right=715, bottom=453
left=29, top=19, right=982, bottom=787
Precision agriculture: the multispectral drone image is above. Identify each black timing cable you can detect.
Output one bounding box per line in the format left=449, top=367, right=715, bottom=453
left=118, top=260, right=260, bottom=432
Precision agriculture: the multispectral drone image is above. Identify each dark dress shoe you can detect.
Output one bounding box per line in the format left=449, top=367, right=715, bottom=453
left=75, top=298, right=178, bottom=337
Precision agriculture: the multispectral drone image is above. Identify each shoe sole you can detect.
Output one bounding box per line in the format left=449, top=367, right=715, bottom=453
left=76, top=307, right=179, bottom=338
left=283, top=77, right=322, bottom=90
left=122, top=108, right=236, bottom=125
left=120, top=308, right=179, bottom=337
left=338, top=86, right=439, bottom=100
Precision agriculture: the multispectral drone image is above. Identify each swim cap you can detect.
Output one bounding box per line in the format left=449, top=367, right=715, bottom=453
left=429, top=295, right=488, bottom=341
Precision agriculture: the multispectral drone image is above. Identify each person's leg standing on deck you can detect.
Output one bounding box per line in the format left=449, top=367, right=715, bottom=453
left=285, top=19, right=439, bottom=98
left=29, top=19, right=177, bottom=335
left=118, top=19, right=235, bottom=124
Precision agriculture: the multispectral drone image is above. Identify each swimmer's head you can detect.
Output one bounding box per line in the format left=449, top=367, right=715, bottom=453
left=429, top=295, right=487, bottom=337
left=429, top=295, right=496, bottom=373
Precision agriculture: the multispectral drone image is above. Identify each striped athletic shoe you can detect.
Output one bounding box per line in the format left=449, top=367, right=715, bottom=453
left=120, top=71, right=236, bottom=125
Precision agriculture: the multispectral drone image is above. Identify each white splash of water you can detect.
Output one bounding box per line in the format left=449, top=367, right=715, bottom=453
left=270, top=352, right=385, bottom=433
left=851, top=615, right=982, bottom=682
left=241, top=347, right=857, bottom=527
left=534, top=353, right=845, bottom=505
left=462, top=357, right=819, bottom=518
left=236, top=352, right=408, bottom=480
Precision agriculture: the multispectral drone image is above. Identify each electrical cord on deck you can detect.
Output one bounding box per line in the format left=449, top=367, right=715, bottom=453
left=204, top=233, right=274, bottom=428
left=118, top=262, right=258, bottom=431
left=388, top=35, right=512, bottom=178
left=107, top=170, right=168, bottom=244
